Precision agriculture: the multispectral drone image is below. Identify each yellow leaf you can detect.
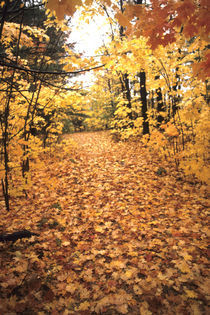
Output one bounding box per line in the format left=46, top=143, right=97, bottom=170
left=66, top=284, right=77, bottom=294
left=184, top=289, right=198, bottom=299
left=121, top=269, right=133, bottom=280
left=15, top=251, right=22, bottom=258
left=110, top=260, right=126, bottom=269
left=140, top=301, right=152, bottom=315
left=77, top=301, right=90, bottom=311
left=78, top=286, right=90, bottom=299
left=115, top=12, right=130, bottom=28
left=158, top=272, right=167, bottom=280
left=116, top=303, right=128, bottom=314
left=104, top=0, right=111, bottom=6
left=178, top=261, right=191, bottom=274
left=16, top=261, right=28, bottom=273
left=190, top=302, right=202, bottom=315
left=95, top=226, right=104, bottom=233
left=57, top=273, right=67, bottom=282
left=133, top=285, right=143, bottom=295
left=165, top=124, right=179, bottom=137
left=180, top=252, right=192, bottom=261
left=85, top=0, right=93, bottom=5
left=63, top=241, right=70, bottom=246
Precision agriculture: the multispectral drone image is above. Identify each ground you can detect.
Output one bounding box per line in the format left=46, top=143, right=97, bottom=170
left=0, top=131, right=209, bottom=314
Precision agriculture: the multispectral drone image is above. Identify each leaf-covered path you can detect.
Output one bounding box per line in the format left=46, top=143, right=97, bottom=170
left=0, top=131, right=209, bottom=314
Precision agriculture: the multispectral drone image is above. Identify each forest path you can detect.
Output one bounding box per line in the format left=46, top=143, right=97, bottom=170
left=0, top=131, right=209, bottom=314
left=66, top=131, right=167, bottom=220
left=57, top=131, right=208, bottom=314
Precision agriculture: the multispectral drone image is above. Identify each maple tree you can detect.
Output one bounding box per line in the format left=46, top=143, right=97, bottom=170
left=0, top=0, right=98, bottom=210
left=46, top=0, right=209, bottom=76
left=0, top=0, right=209, bottom=314
left=73, top=0, right=209, bottom=184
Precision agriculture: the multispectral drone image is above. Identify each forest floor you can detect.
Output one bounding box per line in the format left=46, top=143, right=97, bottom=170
left=0, top=131, right=209, bottom=314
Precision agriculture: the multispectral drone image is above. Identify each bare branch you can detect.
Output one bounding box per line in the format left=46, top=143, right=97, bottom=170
left=0, top=61, right=106, bottom=76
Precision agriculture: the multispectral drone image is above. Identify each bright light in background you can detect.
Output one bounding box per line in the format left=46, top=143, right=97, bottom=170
left=68, top=8, right=111, bottom=88
left=70, top=9, right=110, bottom=55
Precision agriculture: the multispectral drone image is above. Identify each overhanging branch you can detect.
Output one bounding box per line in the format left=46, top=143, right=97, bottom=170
left=0, top=61, right=105, bottom=76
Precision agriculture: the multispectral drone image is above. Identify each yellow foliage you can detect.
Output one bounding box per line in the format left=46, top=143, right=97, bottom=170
left=179, top=103, right=210, bottom=184
left=165, top=123, right=179, bottom=137
left=46, top=0, right=82, bottom=20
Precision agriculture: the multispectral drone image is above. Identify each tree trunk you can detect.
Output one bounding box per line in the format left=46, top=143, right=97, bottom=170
left=156, top=87, right=165, bottom=125
left=134, top=0, right=149, bottom=134
left=172, top=67, right=181, bottom=116
left=139, top=71, right=150, bottom=135
left=119, top=0, right=132, bottom=121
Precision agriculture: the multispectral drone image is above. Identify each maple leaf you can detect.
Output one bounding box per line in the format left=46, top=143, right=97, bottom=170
left=15, top=261, right=28, bottom=273
left=116, top=303, right=128, bottom=314
left=46, top=0, right=82, bottom=20
left=184, top=288, right=198, bottom=299
left=115, top=11, right=130, bottom=28
left=133, top=284, right=143, bottom=295
left=0, top=131, right=209, bottom=314
left=139, top=301, right=152, bottom=315
left=110, top=260, right=127, bottom=269
left=121, top=268, right=135, bottom=280
left=180, top=252, right=193, bottom=261
left=57, top=273, right=67, bottom=282
left=66, top=284, right=77, bottom=294
left=77, top=300, right=91, bottom=311
left=62, top=241, right=70, bottom=246
left=176, top=261, right=191, bottom=274
left=78, top=286, right=91, bottom=299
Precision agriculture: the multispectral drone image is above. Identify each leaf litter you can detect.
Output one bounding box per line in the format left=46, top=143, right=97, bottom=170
left=0, top=131, right=209, bottom=314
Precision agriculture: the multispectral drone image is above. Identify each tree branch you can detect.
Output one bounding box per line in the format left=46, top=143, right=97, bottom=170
left=0, top=61, right=105, bottom=76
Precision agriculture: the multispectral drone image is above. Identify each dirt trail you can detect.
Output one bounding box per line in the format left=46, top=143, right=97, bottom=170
left=0, top=131, right=209, bottom=314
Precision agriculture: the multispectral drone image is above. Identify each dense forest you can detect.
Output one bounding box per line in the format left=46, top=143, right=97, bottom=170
left=0, top=1, right=209, bottom=314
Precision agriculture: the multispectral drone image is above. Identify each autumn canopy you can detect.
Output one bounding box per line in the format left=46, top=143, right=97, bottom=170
left=0, top=0, right=209, bottom=314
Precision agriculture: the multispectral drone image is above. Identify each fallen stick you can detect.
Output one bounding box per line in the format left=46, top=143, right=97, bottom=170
left=0, top=230, right=39, bottom=243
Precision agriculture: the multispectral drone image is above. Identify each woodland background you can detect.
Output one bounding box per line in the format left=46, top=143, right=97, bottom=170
left=0, top=0, right=209, bottom=314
